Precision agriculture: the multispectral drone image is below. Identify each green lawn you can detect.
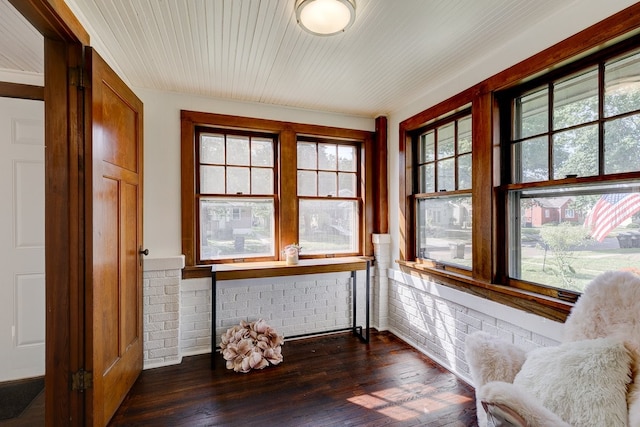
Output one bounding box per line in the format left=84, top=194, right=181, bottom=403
left=520, top=248, right=639, bottom=292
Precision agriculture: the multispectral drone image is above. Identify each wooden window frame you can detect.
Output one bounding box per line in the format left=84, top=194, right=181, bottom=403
left=499, top=41, right=640, bottom=298
left=181, top=110, right=376, bottom=279
left=195, top=127, right=279, bottom=264
left=296, top=136, right=362, bottom=256
left=411, top=109, right=474, bottom=272
left=398, top=3, right=640, bottom=322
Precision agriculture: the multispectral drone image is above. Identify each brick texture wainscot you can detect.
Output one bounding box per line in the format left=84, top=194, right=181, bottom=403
left=386, top=269, right=562, bottom=384
left=143, top=256, right=184, bottom=369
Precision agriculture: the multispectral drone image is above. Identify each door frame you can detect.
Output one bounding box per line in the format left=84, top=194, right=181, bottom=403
left=7, top=1, right=89, bottom=425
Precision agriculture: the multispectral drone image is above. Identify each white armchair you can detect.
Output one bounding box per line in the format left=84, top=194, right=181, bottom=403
left=465, top=271, right=640, bottom=427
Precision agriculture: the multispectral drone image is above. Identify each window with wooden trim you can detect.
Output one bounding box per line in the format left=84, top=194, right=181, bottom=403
left=297, top=138, right=360, bottom=255
left=196, top=127, right=277, bottom=262
left=181, top=111, right=376, bottom=278
left=412, top=111, right=473, bottom=269
left=501, top=45, right=640, bottom=295
left=399, top=8, right=640, bottom=321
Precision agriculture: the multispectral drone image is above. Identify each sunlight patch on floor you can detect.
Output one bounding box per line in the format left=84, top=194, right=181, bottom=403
left=347, top=382, right=473, bottom=421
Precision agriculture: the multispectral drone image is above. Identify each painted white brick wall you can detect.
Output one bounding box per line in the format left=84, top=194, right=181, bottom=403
left=208, top=272, right=360, bottom=349
left=143, top=256, right=184, bottom=369
left=143, top=256, right=373, bottom=368
left=386, top=269, right=563, bottom=385
left=372, top=234, right=391, bottom=331
left=180, top=278, right=212, bottom=357
left=143, top=250, right=562, bottom=384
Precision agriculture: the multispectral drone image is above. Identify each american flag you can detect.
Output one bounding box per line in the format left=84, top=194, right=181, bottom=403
left=585, top=193, right=640, bottom=242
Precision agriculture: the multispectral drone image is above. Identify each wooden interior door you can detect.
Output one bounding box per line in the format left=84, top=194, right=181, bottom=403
left=86, top=47, right=144, bottom=426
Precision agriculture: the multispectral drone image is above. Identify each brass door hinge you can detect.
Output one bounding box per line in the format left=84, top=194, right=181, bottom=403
left=71, top=369, right=93, bottom=391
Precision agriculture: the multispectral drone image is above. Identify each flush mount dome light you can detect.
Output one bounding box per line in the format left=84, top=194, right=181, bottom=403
left=295, top=0, right=356, bottom=36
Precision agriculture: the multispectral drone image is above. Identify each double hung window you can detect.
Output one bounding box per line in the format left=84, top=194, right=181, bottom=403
left=503, top=47, right=640, bottom=293
left=413, top=111, right=473, bottom=269
left=297, top=138, right=360, bottom=254
left=197, top=128, right=277, bottom=261
left=400, top=11, right=640, bottom=319
left=181, top=111, right=374, bottom=277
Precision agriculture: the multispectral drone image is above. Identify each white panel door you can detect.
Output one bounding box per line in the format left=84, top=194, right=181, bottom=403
left=0, top=97, right=45, bottom=382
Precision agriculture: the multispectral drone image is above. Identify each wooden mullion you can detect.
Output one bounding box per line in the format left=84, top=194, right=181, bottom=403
left=279, top=128, right=297, bottom=256
left=473, top=92, right=494, bottom=283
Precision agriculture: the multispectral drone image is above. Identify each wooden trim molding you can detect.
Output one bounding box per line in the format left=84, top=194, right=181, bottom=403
left=374, top=116, right=388, bottom=234
left=397, top=261, right=572, bottom=323
left=0, top=81, right=44, bottom=100
left=9, top=0, right=90, bottom=44
left=9, top=0, right=91, bottom=425
left=180, top=110, right=377, bottom=277
left=213, top=256, right=369, bottom=280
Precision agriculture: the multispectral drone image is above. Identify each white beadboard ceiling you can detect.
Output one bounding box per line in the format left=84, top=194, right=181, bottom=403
left=0, top=0, right=587, bottom=117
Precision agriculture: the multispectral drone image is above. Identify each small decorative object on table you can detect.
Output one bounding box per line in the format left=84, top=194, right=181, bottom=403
left=220, top=319, right=284, bottom=373
left=284, top=243, right=302, bottom=265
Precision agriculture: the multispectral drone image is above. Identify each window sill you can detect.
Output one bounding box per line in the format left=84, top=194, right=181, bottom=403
left=183, top=256, right=372, bottom=280
left=396, top=260, right=573, bottom=322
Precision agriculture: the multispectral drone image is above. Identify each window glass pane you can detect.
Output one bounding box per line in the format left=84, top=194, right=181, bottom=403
left=299, top=199, right=358, bottom=254
left=516, top=87, right=548, bottom=139
left=419, top=164, right=435, bottom=193
left=437, top=158, right=454, bottom=191
left=200, top=198, right=274, bottom=260
left=437, top=123, right=455, bottom=159
left=516, top=136, right=548, bottom=183
left=458, top=116, right=472, bottom=154
left=553, top=68, right=598, bottom=130
left=416, top=196, right=472, bottom=269
left=605, top=115, right=640, bottom=174
left=251, top=138, right=273, bottom=167
left=226, top=136, right=250, bottom=166
left=318, top=171, right=337, bottom=196
left=509, top=182, right=640, bottom=293
left=318, top=143, right=337, bottom=170
left=200, top=165, right=225, bottom=194
left=200, top=134, right=225, bottom=164
left=552, top=125, right=598, bottom=179
left=605, top=51, right=640, bottom=118
left=420, top=131, right=435, bottom=163
left=297, top=142, right=317, bottom=169
left=338, top=145, right=356, bottom=172
left=227, top=167, right=250, bottom=194
left=458, top=153, right=472, bottom=190
left=251, top=168, right=273, bottom=195
left=338, top=172, right=356, bottom=196
left=297, top=170, right=317, bottom=196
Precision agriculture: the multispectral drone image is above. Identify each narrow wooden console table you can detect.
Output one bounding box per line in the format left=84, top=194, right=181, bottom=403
left=210, top=257, right=371, bottom=368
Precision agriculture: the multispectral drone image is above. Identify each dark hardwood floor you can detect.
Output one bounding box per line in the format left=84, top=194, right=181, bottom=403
left=0, top=390, right=44, bottom=426
left=110, top=331, right=477, bottom=426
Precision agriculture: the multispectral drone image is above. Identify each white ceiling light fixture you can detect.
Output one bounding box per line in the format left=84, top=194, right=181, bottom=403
left=295, top=0, right=356, bottom=36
